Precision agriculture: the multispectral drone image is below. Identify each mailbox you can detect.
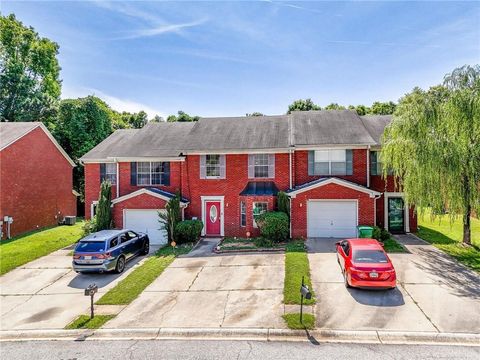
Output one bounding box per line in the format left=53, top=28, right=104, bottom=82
left=300, top=284, right=312, bottom=300
left=84, top=284, right=98, bottom=296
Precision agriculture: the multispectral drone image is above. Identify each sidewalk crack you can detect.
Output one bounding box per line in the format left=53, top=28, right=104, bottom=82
left=186, top=266, right=204, bottom=291
left=220, top=290, right=231, bottom=327
left=401, top=282, right=440, bottom=332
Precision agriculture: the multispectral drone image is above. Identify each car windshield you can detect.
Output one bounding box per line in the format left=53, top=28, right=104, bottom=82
left=75, top=241, right=105, bottom=252
left=353, top=250, right=388, bottom=263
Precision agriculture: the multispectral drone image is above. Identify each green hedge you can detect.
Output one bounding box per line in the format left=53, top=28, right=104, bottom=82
left=175, top=220, right=203, bottom=244
left=256, top=211, right=289, bottom=242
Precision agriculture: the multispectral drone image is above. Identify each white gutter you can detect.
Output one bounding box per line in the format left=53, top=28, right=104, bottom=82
left=367, top=145, right=370, bottom=188
left=288, top=149, right=293, bottom=189
left=116, top=159, right=120, bottom=198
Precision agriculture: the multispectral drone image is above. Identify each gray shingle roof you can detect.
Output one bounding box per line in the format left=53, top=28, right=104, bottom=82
left=360, top=115, right=392, bottom=145
left=291, top=110, right=377, bottom=146
left=80, top=110, right=392, bottom=160
left=184, top=115, right=290, bottom=151
left=80, top=129, right=138, bottom=161
left=0, top=122, right=41, bottom=149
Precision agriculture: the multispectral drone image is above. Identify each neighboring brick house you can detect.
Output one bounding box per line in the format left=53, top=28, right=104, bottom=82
left=80, top=110, right=417, bottom=245
left=0, top=122, right=77, bottom=239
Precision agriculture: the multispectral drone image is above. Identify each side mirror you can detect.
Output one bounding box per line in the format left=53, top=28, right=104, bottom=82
left=335, top=241, right=341, bottom=246
left=380, top=242, right=385, bottom=248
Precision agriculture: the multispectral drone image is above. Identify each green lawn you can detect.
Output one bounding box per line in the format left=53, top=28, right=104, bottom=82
left=0, top=221, right=85, bottom=275
left=284, top=240, right=315, bottom=305
left=282, top=313, right=315, bottom=330
left=65, top=315, right=115, bottom=329
left=417, top=210, right=480, bottom=272
left=96, top=244, right=193, bottom=305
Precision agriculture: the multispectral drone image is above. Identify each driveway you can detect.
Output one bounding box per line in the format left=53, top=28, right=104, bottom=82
left=106, top=253, right=287, bottom=329
left=0, top=246, right=157, bottom=330
left=307, top=235, right=480, bottom=333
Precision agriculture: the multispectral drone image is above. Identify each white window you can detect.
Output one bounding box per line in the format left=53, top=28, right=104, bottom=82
left=252, top=202, right=268, bottom=228
left=313, top=149, right=347, bottom=175
left=104, top=163, right=117, bottom=184
left=248, top=154, right=275, bottom=178
left=137, top=162, right=166, bottom=185
left=200, top=155, right=226, bottom=179
left=240, top=201, right=246, bottom=227
left=206, top=155, right=221, bottom=178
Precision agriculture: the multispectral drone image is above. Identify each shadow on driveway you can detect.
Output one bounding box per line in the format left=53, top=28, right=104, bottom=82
left=346, top=287, right=405, bottom=307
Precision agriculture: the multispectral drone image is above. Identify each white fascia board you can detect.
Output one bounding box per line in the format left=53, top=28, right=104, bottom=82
left=184, top=148, right=291, bottom=155
left=111, top=188, right=189, bottom=205
left=111, top=156, right=185, bottom=162
left=294, top=144, right=372, bottom=150
left=287, top=178, right=381, bottom=198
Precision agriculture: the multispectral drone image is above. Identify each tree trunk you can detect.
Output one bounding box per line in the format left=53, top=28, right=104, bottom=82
left=463, top=204, right=471, bottom=245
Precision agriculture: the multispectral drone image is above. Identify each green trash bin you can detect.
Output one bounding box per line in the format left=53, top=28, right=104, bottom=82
left=357, top=225, right=374, bottom=238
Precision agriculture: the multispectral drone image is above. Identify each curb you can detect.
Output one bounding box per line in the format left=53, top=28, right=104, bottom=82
left=1, top=328, right=479, bottom=346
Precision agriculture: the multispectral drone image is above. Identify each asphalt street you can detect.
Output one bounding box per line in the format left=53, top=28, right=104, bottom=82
left=1, top=340, right=478, bottom=360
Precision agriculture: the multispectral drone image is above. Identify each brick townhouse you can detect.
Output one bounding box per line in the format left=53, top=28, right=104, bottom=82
left=80, top=110, right=416, bottom=245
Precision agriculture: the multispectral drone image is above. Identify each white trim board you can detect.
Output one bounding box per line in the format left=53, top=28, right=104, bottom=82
left=287, top=177, right=381, bottom=198
left=384, top=192, right=410, bottom=233
left=111, top=188, right=189, bottom=205
left=200, top=196, right=224, bottom=236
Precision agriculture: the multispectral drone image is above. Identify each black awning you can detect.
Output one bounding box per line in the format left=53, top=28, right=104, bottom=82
left=240, top=182, right=279, bottom=196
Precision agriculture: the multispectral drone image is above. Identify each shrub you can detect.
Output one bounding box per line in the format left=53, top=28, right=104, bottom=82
left=254, top=237, right=274, bottom=248
left=159, top=194, right=182, bottom=243
left=82, top=218, right=97, bottom=236
left=372, top=226, right=391, bottom=242
left=96, top=180, right=112, bottom=231
left=277, top=191, right=290, bottom=218
left=175, top=220, right=203, bottom=244
left=256, top=211, right=289, bottom=242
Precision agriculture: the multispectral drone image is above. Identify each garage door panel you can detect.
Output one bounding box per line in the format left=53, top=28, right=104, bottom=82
left=307, top=201, right=357, bottom=238
left=125, top=209, right=167, bottom=245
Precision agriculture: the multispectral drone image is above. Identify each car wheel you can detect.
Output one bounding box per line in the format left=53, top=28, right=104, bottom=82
left=344, top=272, right=352, bottom=288
left=115, top=256, right=126, bottom=274
left=141, top=241, right=149, bottom=255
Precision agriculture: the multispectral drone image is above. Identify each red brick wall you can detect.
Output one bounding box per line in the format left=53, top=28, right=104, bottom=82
left=294, top=149, right=368, bottom=187
left=112, top=193, right=167, bottom=229
left=0, top=127, right=76, bottom=238
left=182, top=153, right=289, bottom=236
left=290, top=183, right=375, bottom=238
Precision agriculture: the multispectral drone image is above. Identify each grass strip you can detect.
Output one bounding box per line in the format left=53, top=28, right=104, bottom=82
left=0, top=221, right=84, bottom=275
left=65, top=315, right=115, bottom=329
left=284, top=240, right=315, bottom=305
left=282, top=313, right=315, bottom=330
left=96, top=244, right=193, bottom=305
left=383, top=237, right=406, bottom=253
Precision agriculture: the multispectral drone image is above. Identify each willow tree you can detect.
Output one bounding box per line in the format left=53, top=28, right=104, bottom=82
left=382, top=65, right=480, bottom=245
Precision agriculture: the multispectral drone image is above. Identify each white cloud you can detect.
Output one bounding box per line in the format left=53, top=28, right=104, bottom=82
left=62, top=86, right=165, bottom=119
left=117, top=18, right=208, bottom=40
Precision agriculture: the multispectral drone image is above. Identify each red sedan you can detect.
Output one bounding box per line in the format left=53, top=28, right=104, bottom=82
left=336, top=238, right=396, bottom=289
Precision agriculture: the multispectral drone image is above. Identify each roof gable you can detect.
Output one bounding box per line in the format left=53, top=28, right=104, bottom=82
left=286, top=177, right=381, bottom=197
left=0, top=122, right=75, bottom=166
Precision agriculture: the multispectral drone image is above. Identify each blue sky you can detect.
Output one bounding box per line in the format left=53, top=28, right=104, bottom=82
left=2, top=1, right=479, bottom=118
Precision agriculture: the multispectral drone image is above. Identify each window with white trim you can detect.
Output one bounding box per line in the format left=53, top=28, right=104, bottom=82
left=370, top=151, right=382, bottom=175
left=254, top=154, right=269, bottom=178
left=312, top=149, right=348, bottom=175
left=240, top=201, right=246, bottom=227
left=252, top=202, right=268, bottom=228
left=137, top=162, right=166, bottom=185
left=104, top=163, right=117, bottom=184
left=206, top=155, right=221, bottom=177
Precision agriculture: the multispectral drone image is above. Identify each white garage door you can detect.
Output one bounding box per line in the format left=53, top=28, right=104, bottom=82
left=307, top=201, right=357, bottom=238
left=124, top=209, right=167, bottom=245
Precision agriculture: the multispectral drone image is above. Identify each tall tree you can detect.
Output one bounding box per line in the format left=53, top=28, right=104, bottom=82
left=0, top=14, right=61, bottom=123
left=382, top=65, right=480, bottom=245
left=246, top=112, right=264, bottom=116
left=113, top=110, right=148, bottom=129
left=167, top=110, right=199, bottom=122
left=287, top=98, right=321, bottom=114
left=371, top=101, right=396, bottom=115
left=95, top=180, right=112, bottom=231
left=325, top=103, right=346, bottom=110
left=54, top=96, right=114, bottom=197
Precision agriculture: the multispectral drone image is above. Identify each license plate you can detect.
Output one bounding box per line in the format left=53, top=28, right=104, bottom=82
left=369, top=272, right=378, bottom=278
left=84, top=256, right=92, bottom=260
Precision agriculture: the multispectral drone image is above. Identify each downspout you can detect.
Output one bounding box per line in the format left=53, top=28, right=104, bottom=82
left=115, top=159, right=120, bottom=198
left=289, top=196, right=292, bottom=239
left=289, top=149, right=293, bottom=189
left=367, top=145, right=370, bottom=188
left=373, top=194, right=381, bottom=226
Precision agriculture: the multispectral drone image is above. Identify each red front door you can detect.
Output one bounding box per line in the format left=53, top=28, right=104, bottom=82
left=205, top=201, right=221, bottom=235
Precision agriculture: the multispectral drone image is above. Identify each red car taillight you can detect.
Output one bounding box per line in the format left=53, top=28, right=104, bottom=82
left=350, top=268, right=369, bottom=279
left=95, top=252, right=111, bottom=259
left=73, top=254, right=81, bottom=259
